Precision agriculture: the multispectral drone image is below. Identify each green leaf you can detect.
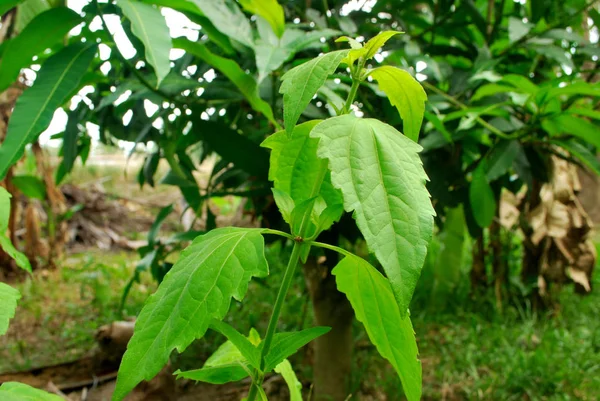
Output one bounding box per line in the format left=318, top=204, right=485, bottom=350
left=0, top=7, right=81, bottom=93
left=0, top=283, right=20, bottom=336
left=255, top=42, right=291, bottom=83
left=432, top=206, right=465, bottom=297
left=472, top=83, right=524, bottom=101
left=423, top=111, right=452, bottom=143
left=567, top=107, right=600, bottom=121
left=542, top=114, right=600, bottom=149
left=508, top=17, right=532, bottom=43
left=469, top=165, right=496, bottom=228
left=262, top=121, right=342, bottom=208
left=333, top=255, right=421, bottom=401
left=486, top=140, right=521, bottom=181
left=310, top=115, right=435, bottom=314
left=1, top=187, right=12, bottom=232
left=545, top=82, right=600, bottom=100
left=0, top=0, right=24, bottom=17
left=369, top=66, right=427, bottom=142
left=551, top=139, right=600, bottom=176
left=263, top=326, right=331, bottom=371
left=0, top=43, right=97, bottom=180
left=280, top=50, right=349, bottom=134
left=174, top=38, right=277, bottom=126
left=147, top=204, right=174, bottom=245
left=272, top=188, right=295, bottom=224
left=11, top=175, right=46, bottom=200
left=113, top=228, right=269, bottom=401
left=210, top=320, right=261, bottom=369
left=362, top=31, right=402, bottom=59
left=239, top=0, right=285, bottom=38
left=189, top=0, right=254, bottom=48
left=15, top=0, right=50, bottom=32
left=0, top=188, right=32, bottom=273
left=117, top=0, right=172, bottom=87
left=0, top=382, right=64, bottom=401
left=274, top=360, right=303, bottom=401
left=174, top=364, right=248, bottom=384
left=290, top=197, right=318, bottom=237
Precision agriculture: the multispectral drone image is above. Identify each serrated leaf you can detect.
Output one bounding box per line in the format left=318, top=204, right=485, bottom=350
left=113, top=228, right=268, bottom=401
left=190, top=0, right=254, bottom=48
left=0, top=382, right=64, bottom=401
left=239, top=0, right=285, bottom=38
left=311, top=115, right=435, bottom=314
left=363, top=31, right=402, bottom=59
left=469, top=165, right=496, bottom=227
left=280, top=50, right=349, bottom=134
left=369, top=66, right=427, bottom=142
left=263, top=326, right=331, bottom=371
left=274, top=360, right=303, bottom=401
left=486, top=140, right=520, bottom=181
left=0, top=43, right=97, bottom=180
left=11, top=175, right=46, bottom=200
left=0, top=283, right=20, bottom=336
left=0, top=7, right=81, bottom=93
left=117, top=0, right=171, bottom=87
left=333, top=255, right=421, bottom=401
left=262, top=121, right=342, bottom=207
left=210, top=320, right=261, bottom=369
left=174, top=38, right=276, bottom=125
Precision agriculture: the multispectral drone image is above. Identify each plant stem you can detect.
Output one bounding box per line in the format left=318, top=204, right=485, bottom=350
left=246, top=240, right=304, bottom=401
left=309, top=240, right=354, bottom=257
left=261, top=228, right=295, bottom=240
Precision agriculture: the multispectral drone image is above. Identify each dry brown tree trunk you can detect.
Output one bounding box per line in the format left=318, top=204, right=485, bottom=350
left=303, top=255, right=354, bottom=401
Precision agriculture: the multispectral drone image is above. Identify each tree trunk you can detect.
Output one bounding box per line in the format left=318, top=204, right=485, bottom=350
left=470, top=234, right=487, bottom=294
left=303, top=255, right=354, bottom=401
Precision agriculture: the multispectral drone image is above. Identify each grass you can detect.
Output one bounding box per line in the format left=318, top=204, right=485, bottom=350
left=1, top=237, right=598, bottom=401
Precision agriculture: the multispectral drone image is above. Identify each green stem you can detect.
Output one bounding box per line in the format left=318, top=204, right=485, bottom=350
left=261, top=228, right=295, bottom=240
left=246, top=240, right=304, bottom=401
left=309, top=240, right=354, bottom=258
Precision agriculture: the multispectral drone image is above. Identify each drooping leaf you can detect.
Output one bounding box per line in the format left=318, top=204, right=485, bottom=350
left=11, top=175, right=46, bottom=200
left=469, top=165, right=496, bottom=228
left=0, top=188, right=32, bottom=273
left=113, top=228, right=269, bottom=401
left=369, top=66, right=427, bottom=142
left=263, top=326, right=331, bottom=371
left=0, top=382, right=64, bottom=401
left=280, top=50, right=349, bottom=134
left=271, top=188, right=295, bottom=224
left=0, top=7, right=81, bottom=93
left=239, top=0, right=285, bottom=38
left=333, top=255, right=421, bottom=401
left=362, top=31, right=402, bottom=59
left=0, top=43, right=97, bottom=180
left=189, top=0, right=254, bottom=48
left=117, top=0, right=171, bottom=87
left=274, top=360, right=303, bottom=401
left=174, top=39, right=277, bottom=125
left=147, top=204, right=174, bottom=245
left=310, top=115, right=435, bottom=314
left=175, top=364, right=249, bottom=384
left=0, top=283, right=20, bottom=336
left=0, top=187, right=10, bottom=231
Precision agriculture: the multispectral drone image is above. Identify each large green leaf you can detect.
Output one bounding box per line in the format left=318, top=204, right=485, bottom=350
left=369, top=66, right=427, bottom=142
left=486, top=140, right=521, bottom=181
left=333, top=255, right=421, bottom=401
left=117, top=0, right=171, bottom=87
left=362, top=31, right=401, bottom=59
left=469, top=165, right=496, bottom=227
left=0, top=43, right=97, bottom=180
left=113, top=228, right=269, bottom=401
left=11, top=175, right=46, bottom=200
left=0, top=7, right=81, bottom=93
left=189, top=0, right=254, bottom=48
left=280, top=50, right=349, bottom=134
left=239, top=0, right=285, bottom=38
left=174, top=38, right=276, bottom=125
left=175, top=364, right=248, bottom=384
left=0, top=382, right=64, bottom=401
left=311, top=115, right=435, bottom=313
left=0, top=0, right=24, bottom=17
left=0, top=283, right=20, bottom=336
